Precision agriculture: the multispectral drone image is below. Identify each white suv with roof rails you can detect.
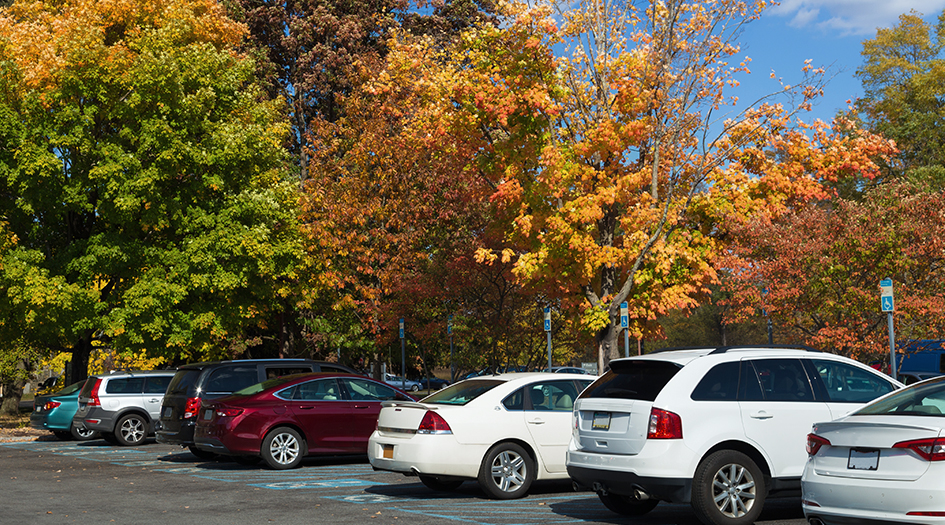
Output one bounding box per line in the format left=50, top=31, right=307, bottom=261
left=566, top=345, right=902, bottom=525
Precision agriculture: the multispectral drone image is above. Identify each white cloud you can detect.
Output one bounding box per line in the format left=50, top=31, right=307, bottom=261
left=771, top=0, right=945, bottom=35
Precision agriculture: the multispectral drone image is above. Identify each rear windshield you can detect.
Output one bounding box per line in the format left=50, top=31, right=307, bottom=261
left=579, top=360, right=682, bottom=401
left=854, top=377, right=945, bottom=417
left=57, top=381, right=86, bottom=396
left=165, top=369, right=202, bottom=395
left=421, top=379, right=504, bottom=406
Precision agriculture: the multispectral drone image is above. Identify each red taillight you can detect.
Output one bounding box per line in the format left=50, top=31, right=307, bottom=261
left=807, top=433, right=830, bottom=456
left=893, top=438, right=945, bottom=461
left=87, top=379, right=103, bottom=406
left=907, top=511, right=945, bottom=516
left=215, top=407, right=243, bottom=417
left=43, top=401, right=62, bottom=411
left=417, top=411, right=452, bottom=434
left=647, top=407, right=682, bottom=439
left=183, top=397, right=201, bottom=419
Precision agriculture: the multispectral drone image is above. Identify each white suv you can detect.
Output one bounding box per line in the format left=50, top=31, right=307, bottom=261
left=566, top=346, right=901, bottom=525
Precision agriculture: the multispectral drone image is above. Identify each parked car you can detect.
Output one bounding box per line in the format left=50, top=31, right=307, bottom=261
left=157, top=359, right=359, bottom=459
left=368, top=373, right=594, bottom=499
left=383, top=373, right=421, bottom=392
left=540, top=366, right=591, bottom=374
left=418, top=377, right=451, bottom=390
left=30, top=379, right=99, bottom=441
left=897, top=371, right=942, bottom=385
left=73, top=370, right=176, bottom=446
left=566, top=345, right=903, bottom=525
left=803, top=375, right=945, bottom=525
left=194, top=373, right=416, bottom=468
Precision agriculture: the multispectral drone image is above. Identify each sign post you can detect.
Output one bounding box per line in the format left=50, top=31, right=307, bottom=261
left=448, top=315, right=454, bottom=383
left=399, top=318, right=406, bottom=390
left=880, top=279, right=896, bottom=381
left=544, top=307, right=552, bottom=370
left=620, top=301, right=629, bottom=358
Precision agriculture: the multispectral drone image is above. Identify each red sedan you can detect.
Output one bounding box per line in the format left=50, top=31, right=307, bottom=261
left=194, top=373, right=416, bottom=469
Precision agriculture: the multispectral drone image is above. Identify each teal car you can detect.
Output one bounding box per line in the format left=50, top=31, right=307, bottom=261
left=30, top=380, right=100, bottom=441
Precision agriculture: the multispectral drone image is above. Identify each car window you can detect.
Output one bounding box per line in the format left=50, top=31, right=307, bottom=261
left=423, top=380, right=504, bottom=406
left=289, top=378, right=341, bottom=401
left=57, top=381, right=87, bottom=396
left=204, top=365, right=260, bottom=393
left=526, top=380, right=582, bottom=411
left=341, top=377, right=403, bottom=401
left=855, top=378, right=945, bottom=416
left=691, top=362, right=739, bottom=401
left=579, top=360, right=681, bottom=401
left=144, top=375, right=173, bottom=394
left=812, top=359, right=896, bottom=403
left=165, top=369, right=201, bottom=395
left=319, top=365, right=352, bottom=374
left=502, top=388, right=524, bottom=410
left=264, top=366, right=313, bottom=379
left=105, top=377, right=145, bottom=394
left=745, top=359, right=814, bottom=401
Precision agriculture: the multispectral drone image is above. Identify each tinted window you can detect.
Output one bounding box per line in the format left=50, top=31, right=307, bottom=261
left=502, top=388, right=524, bottom=410
left=264, top=366, right=313, bottom=380
left=526, top=380, right=582, bottom=411
left=580, top=360, right=681, bottom=401
left=747, top=359, right=814, bottom=401
left=105, top=377, right=144, bottom=394
left=144, top=375, right=173, bottom=394
left=342, top=378, right=402, bottom=401
left=290, top=379, right=341, bottom=401
left=56, top=381, right=87, bottom=396
left=738, top=361, right=765, bottom=401
left=165, top=369, right=201, bottom=395
left=204, top=365, right=260, bottom=393
left=423, top=379, right=504, bottom=406
left=691, top=362, right=739, bottom=401
left=812, top=359, right=895, bottom=403
left=319, top=365, right=352, bottom=374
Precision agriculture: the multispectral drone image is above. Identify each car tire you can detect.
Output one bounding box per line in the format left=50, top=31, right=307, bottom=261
left=261, top=427, right=304, bottom=470
left=477, top=442, right=534, bottom=499
left=598, top=493, right=659, bottom=516
left=188, top=446, right=217, bottom=460
left=114, top=413, right=148, bottom=446
left=70, top=421, right=100, bottom=441
left=691, top=450, right=766, bottom=525
left=411, top=384, right=420, bottom=392
left=419, top=475, right=464, bottom=491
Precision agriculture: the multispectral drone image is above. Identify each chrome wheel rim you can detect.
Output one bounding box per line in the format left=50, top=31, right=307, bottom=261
left=74, top=425, right=96, bottom=439
left=269, top=432, right=300, bottom=466
left=489, top=450, right=527, bottom=492
left=120, top=418, right=145, bottom=444
left=712, top=462, right=756, bottom=518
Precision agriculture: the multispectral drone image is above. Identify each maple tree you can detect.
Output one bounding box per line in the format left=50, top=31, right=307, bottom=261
left=0, top=0, right=299, bottom=384
left=723, top=181, right=945, bottom=361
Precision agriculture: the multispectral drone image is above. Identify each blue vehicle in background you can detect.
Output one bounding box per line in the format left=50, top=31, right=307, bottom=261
left=30, top=379, right=100, bottom=441
left=896, top=340, right=945, bottom=380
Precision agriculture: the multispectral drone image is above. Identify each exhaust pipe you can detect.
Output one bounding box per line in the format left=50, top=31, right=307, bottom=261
left=633, top=487, right=651, bottom=501
left=808, top=518, right=825, bottom=525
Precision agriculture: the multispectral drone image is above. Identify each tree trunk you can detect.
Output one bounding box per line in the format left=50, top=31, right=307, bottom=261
left=597, top=321, right=620, bottom=373
left=0, top=381, right=24, bottom=416
left=69, top=335, right=93, bottom=385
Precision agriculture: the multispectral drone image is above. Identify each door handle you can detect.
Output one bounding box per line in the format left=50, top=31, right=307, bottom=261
left=298, top=406, right=314, bottom=410
left=527, top=419, right=545, bottom=425
left=750, top=411, right=774, bottom=420
left=354, top=405, right=371, bottom=410
left=149, top=399, right=160, bottom=403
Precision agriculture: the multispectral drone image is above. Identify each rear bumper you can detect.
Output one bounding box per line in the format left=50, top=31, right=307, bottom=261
left=194, top=437, right=233, bottom=455
left=156, top=421, right=196, bottom=446
left=567, top=464, right=692, bottom=503
left=367, top=431, right=483, bottom=479
left=73, top=408, right=117, bottom=433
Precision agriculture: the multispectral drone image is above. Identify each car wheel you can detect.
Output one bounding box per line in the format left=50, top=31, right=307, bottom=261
left=598, top=493, right=659, bottom=516
left=261, top=427, right=304, bottom=470
left=691, top=450, right=766, bottom=525
left=411, top=384, right=420, bottom=392
left=70, top=421, right=100, bottom=441
left=439, top=383, right=449, bottom=390
left=188, top=446, right=217, bottom=460
left=477, top=442, right=534, bottom=499
left=419, top=475, right=464, bottom=491
left=114, top=414, right=147, bottom=446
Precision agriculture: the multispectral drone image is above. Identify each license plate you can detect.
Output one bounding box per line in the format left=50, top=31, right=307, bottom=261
left=592, top=411, right=611, bottom=431
left=382, top=444, right=394, bottom=459
left=848, top=449, right=879, bottom=470
left=163, top=407, right=172, bottom=418
left=202, top=408, right=214, bottom=420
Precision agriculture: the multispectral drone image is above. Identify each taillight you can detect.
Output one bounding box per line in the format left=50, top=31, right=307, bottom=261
left=183, top=397, right=201, bottom=419
left=43, top=401, right=62, bottom=411
left=417, top=411, right=452, bottom=434
left=807, top=433, right=830, bottom=456
left=893, top=438, right=945, bottom=461
left=87, top=379, right=103, bottom=406
left=647, top=407, right=682, bottom=439
left=215, top=407, right=243, bottom=417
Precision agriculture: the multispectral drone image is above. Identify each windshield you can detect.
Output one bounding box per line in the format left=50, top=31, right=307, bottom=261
left=421, top=379, right=503, bottom=406
left=855, top=377, right=945, bottom=417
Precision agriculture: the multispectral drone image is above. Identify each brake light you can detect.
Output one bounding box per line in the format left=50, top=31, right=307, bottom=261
left=43, top=401, right=62, bottom=411
left=417, top=411, right=452, bottom=434
left=893, top=438, right=945, bottom=461
left=807, top=434, right=830, bottom=456
left=215, top=407, right=243, bottom=417
left=647, top=407, right=682, bottom=439
left=87, top=379, right=103, bottom=406
left=183, top=397, right=201, bottom=419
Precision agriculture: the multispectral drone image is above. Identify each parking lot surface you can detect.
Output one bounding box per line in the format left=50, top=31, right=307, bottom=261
left=1, top=439, right=807, bottom=525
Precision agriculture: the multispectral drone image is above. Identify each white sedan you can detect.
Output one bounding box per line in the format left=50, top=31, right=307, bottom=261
left=368, top=373, right=594, bottom=499
left=803, top=375, right=945, bottom=524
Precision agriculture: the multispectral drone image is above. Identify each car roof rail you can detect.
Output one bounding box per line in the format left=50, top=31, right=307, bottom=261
left=707, top=344, right=823, bottom=355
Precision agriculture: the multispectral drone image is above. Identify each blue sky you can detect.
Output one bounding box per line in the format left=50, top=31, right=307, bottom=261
left=730, top=0, right=945, bottom=125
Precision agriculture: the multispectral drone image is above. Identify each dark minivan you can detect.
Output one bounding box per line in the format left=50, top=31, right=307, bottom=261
left=156, top=359, right=359, bottom=457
